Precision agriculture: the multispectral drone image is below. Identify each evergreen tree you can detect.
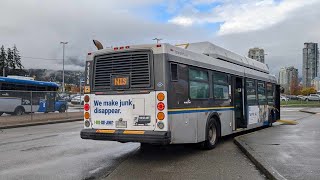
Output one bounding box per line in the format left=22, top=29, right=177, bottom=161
left=0, top=46, right=7, bottom=76
left=7, top=48, right=13, bottom=70
left=13, top=45, right=23, bottom=69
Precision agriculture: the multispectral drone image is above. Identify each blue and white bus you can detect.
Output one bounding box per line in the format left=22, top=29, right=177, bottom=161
left=0, top=77, right=68, bottom=116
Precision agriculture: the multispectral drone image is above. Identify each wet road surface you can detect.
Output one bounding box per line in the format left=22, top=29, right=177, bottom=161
left=0, top=108, right=306, bottom=180
left=237, top=108, right=320, bottom=180
left=0, top=121, right=139, bottom=180
left=105, top=138, right=265, bottom=180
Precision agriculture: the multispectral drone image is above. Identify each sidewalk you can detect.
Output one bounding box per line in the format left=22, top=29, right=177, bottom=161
left=234, top=108, right=320, bottom=180
left=299, top=107, right=320, bottom=114
left=0, top=112, right=82, bottom=129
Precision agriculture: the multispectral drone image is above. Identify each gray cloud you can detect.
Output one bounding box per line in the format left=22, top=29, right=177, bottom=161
left=212, top=1, right=320, bottom=77
left=1, top=0, right=320, bottom=80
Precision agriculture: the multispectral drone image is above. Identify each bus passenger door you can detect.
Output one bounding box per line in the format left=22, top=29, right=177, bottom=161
left=46, top=92, right=55, bottom=112
left=234, top=77, right=247, bottom=129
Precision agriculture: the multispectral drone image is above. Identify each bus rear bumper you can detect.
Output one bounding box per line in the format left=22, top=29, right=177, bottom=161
left=80, top=129, right=171, bottom=145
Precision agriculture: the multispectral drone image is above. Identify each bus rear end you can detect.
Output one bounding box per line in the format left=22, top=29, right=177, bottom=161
left=80, top=45, right=170, bottom=144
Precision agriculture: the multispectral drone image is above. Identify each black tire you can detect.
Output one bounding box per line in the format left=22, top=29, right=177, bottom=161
left=202, top=118, right=220, bottom=150
left=305, top=98, right=309, bottom=101
left=14, top=107, right=25, bottom=116
left=0, top=112, right=3, bottom=116
left=59, top=105, right=66, bottom=113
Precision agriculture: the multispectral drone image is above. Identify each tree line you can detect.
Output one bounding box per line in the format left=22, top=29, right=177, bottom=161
left=0, top=45, right=24, bottom=76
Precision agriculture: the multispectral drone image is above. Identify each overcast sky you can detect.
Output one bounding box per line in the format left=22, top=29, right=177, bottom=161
left=1, top=0, right=320, bottom=76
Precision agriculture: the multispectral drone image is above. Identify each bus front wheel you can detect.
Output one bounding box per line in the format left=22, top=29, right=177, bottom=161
left=202, top=118, right=220, bottom=150
left=14, top=107, right=25, bottom=116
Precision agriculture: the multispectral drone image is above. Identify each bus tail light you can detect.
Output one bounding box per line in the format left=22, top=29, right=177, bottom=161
left=84, top=95, right=90, bottom=102
left=157, top=112, right=165, bottom=120
left=84, top=104, right=90, bottom=111
left=157, top=93, right=165, bottom=101
left=157, top=102, right=165, bottom=111
left=84, top=112, right=90, bottom=119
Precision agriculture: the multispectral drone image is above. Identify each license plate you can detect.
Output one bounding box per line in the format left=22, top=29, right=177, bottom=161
left=116, top=121, right=127, bottom=128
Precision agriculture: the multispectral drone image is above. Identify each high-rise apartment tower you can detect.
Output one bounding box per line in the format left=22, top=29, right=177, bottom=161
left=248, top=48, right=265, bottom=63
left=303, top=42, right=319, bottom=87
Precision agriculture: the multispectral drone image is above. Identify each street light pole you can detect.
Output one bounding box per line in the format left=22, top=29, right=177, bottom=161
left=60, top=42, right=68, bottom=93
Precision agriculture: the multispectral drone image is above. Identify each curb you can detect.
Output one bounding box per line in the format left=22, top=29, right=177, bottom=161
left=234, top=136, right=286, bottom=180
left=299, top=109, right=317, bottom=114
left=0, top=118, right=82, bottom=129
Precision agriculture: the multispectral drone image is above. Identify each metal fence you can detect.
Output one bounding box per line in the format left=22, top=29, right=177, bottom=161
left=0, top=90, right=83, bottom=126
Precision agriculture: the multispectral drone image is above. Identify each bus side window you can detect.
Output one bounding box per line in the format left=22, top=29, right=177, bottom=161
left=246, top=79, right=257, bottom=106
left=213, top=72, right=229, bottom=100
left=189, top=68, right=209, bottom=99
left=257, top=81, right=266, bottom=105
left=170, top=63, right=178, bottom=81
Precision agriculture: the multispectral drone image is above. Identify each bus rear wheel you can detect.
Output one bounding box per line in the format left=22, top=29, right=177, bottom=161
left=14, top=107, right=25, bottom=116
left=202, top=118, right=219, bottom=150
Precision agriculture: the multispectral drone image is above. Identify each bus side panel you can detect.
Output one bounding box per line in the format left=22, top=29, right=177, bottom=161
left=197, top=112, right=207, bottom=142
left=170, top=113, right=198, bottom=144
left=218, top=111, right=233, bottom=136
left=0, top=97, right=20, bottom=113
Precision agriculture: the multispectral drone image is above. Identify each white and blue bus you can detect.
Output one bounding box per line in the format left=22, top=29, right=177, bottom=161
left=81, top=41, right=280, bottom=149
left=0, top=77, right=68, bottom=116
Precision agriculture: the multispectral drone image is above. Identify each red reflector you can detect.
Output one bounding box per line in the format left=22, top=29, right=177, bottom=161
left=156, top=44, right=161, bottom=47
left=157, top=102, right=165, bottom=111
left=120, top=46, right=124, bottom=49
left=125, top=46, right=130, bottom=49
left=84, top=104, right=90, bottom=111
left=114, top=47, right=119, bottom=50
left=87, top=52, right=92, bottom=55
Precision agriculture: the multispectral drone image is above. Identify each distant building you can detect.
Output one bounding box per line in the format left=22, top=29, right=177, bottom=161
left=278, top=66, right=298, bottom=94
left=303, top=42, right=319, bottom=87
left=278, top=67, right=287, bottom=85
left=248, top=47, right=265, bottom=63
left=311, top=77, right=320, bottom=91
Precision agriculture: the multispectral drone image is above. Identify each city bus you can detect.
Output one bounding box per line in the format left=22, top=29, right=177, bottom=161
left=0, top=77, right=68, bottom=115
left=81, top=41, right=280, bottom=149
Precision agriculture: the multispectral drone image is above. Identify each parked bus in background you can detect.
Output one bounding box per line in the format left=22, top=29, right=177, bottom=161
left=81, top=41, right=280, bottom=149
left=0, top=77, right=68, bottom=116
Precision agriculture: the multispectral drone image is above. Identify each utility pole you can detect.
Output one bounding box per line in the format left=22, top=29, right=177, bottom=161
left=60, top=42, right=68, bottom=93
left=152, top=38, right=162, bottom=44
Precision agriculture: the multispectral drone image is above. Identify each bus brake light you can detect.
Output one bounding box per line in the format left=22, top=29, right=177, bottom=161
left=157, top=102, right=165, bottom=111
left=84, top=104, right=90, bottom=111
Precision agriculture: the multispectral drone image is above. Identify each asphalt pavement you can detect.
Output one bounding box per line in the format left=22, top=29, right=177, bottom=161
left=105, top=138, right=265, bottom=180
left=0, top=121, right=139, bottom=180
left=0, top=107, right=313, bottom=180
left=235, top=108, right=320, bottom=180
